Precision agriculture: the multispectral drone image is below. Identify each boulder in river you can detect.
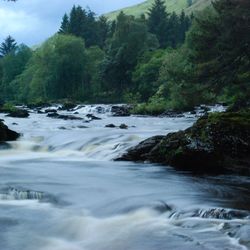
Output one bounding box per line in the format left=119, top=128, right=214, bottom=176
left=111, top=105, right=131, bottom=117
left=6, top=109, right=29, bottom=118
left=86, top=114, right=101, bottom=120
left=117, top=111, right=250, bottom=175
left=47, top=112, right=83, bottom=120
left=105, top=124, right=116, bottom=128
left=0, top=121, right=20, bottom=142
left=119, top=124, right=128, bottom=129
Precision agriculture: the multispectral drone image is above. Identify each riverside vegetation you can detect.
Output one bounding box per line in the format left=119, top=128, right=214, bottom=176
left=0, top=0, right=249, bottom=112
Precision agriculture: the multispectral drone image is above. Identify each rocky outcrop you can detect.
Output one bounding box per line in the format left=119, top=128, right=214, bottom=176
left=6, top=109, right=29, bottom=118
left=117, top=111, right=250, bottom=175
left=111, top=105, right=131, bottom=117
left=0, top=121, right=20, bottom=142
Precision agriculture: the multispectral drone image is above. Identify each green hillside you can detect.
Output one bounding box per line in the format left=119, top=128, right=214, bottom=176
left=105, top=0, right=212, bottom=20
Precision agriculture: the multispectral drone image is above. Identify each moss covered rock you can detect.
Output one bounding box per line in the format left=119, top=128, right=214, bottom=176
left=117, top=111, right=250, bottom=175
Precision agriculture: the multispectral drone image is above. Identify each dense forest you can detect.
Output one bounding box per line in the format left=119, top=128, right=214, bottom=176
left=0, top=0, right=249, bottom=113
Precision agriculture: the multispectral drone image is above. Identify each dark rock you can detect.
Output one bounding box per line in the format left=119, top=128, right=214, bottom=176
left=119, top=124, right=128, bottom=129
left=105, top=124, right=116, bottom=128
left=47, top=112, right=82, bottom=120
left=117, top=111, right=250, bottom=175
left=12, top=123, right=18, bottom=125
left=6, top=109, right=29, bottom=118
left=96, top=106, right=105, bottom=114
left=74, top=112, right=79, bottom=115
left=77, top=125, right=88, bottom=129
left=117, top=136, right=165, bottom=161
left=111, top=105, right=131, bottom=117
left=44, top=109, right=57, bottom=113
left=0, top=121, right=20, bottom=142
left=59, top=102, right=77, bottom=111
left=86, top=114, right=101, bottom=120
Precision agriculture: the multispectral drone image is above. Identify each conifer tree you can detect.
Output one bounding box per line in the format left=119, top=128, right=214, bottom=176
left=0, top=36, right=17, bottom=57
left=59, top=14, right=69, bottom=34
left=147, top=0, right=169, bottom=48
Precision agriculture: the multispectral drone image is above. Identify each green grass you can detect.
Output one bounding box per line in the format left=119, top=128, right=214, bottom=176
left=105, top=0, right=212, bottom=20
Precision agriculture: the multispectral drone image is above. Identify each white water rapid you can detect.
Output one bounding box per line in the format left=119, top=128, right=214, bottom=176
left=0, top=104, right=249, bottom=250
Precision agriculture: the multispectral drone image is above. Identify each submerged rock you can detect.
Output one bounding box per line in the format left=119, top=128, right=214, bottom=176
left=0, top=121, right=20, bottom=142
left=117, top=111, right=250, bottom=175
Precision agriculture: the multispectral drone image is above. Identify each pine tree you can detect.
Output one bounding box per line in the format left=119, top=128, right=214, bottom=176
left=0, top=36, right=17, bottom=57
left=58, top=14, right=69, bottom=34
left=97, top=16, right=109, bottom=49
left=147, top=0, right=169, bottom=48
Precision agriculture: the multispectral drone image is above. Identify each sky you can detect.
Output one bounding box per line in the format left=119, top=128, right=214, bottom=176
left=0, top=0, right=144, bottom=46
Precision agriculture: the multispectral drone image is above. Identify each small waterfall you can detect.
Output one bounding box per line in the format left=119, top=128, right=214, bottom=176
left=0, top=187, right=44, bottom=200
left=168, top=207, right=250, bottom=220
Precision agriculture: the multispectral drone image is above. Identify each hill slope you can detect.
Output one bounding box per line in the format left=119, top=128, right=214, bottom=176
left=106, top=0, right=212, bottom=20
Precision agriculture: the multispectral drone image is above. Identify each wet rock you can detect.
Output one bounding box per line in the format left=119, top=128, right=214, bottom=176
left=44, top=109, right=57, bottom=113
left=96, top=106, right=105, bottom=114
left=77, top=125, right=88, bottom=129
left=0, top=121, right=20, bottom=142
left=59, top=102, right=77, bottom=111
left=117, top=136, right=165, bottom=161
left=105, top=124, right=116, bottom=128
left=117, top=111, right=250, bottom=175
left=111, top=105, right=131, bottom=117
left=86, top=114, right=101, bottom=120
left=6, top=109, right=29, bottom=118
left=47, top=112, right=82, bottom=120
left=119, top=124, right=128, bottom=129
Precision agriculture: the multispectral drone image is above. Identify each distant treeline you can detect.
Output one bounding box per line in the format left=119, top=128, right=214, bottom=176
left=0, top=0, right=249, bottom=113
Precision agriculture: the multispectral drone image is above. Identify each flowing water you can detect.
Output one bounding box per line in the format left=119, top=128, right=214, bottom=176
left=0, top=105, right=249, bottom=250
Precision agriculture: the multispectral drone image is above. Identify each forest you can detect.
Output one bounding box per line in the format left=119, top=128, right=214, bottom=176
left=0, top=0, right=249, bottom=113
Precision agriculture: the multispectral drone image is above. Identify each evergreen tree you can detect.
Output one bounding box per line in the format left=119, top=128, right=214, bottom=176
left=168, top=12, right=179, bottom=48
left=59, top=14, right=69, bottom=34
left=0, top=36, right=17, bottom=57
left=147, top=0, right=169, bottom=48
left=97, top=16, right=109, bottom=49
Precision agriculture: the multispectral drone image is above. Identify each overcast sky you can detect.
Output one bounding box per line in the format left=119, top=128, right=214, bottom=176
left=0, top=0, right=144, bottom=46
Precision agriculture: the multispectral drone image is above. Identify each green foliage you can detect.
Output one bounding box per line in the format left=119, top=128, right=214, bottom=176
left=13, top=35, right=87, bottom=102
left=132, top=50, right=166, bottom=101
left=0, top=44, right=32, bottom=101
left=101, top=12, right=159, bottom=101
left=59, top=6, right=110, bottom=48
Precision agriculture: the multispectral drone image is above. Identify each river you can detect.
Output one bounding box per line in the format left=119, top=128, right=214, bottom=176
left=0, top=105, right=249, bottom=250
